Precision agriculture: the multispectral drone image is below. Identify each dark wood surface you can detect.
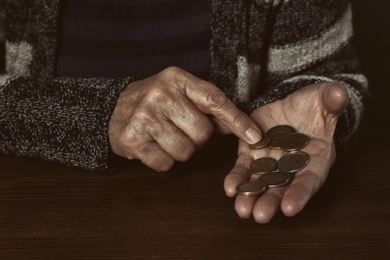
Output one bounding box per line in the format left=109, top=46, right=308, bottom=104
left=1, top=1, right=389, bottom=259
left=1, top=132, right=390, bottom=259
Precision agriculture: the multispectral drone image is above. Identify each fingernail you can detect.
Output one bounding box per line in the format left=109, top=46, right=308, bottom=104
left=245, top=127, right=261, bottom=144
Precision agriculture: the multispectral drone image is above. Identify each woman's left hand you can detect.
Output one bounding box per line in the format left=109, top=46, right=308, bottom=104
left=224, top=82, right=349, bottom=223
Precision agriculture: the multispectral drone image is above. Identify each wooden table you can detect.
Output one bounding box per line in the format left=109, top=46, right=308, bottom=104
left=1, top=128, right=389, bottom=259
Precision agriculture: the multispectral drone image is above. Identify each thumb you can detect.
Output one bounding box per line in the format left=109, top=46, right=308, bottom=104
left=321, top=82, right=349, bottom=118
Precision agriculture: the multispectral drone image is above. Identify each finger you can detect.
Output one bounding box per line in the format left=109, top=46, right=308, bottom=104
left=230, top=140, right=290, bottom=222
left=224, top=147, right=252, bottom=197
left=224, top=164, right=251, bottom=197
left=190, top=84, right=261, bottom=144
left=163, top=94, right=215, bottom=147
left=224, top=139, right=282, bottom=196
left=281, top=170, right=326, bottom=217
left=321, top=82, right=349, bottom=117
left=174, top=69, right=262, bottom=144
left=151, top=120, right=197, bottom=162
left=137, top=141, right=175, bottom=172
left=235, top=194, right=259, bottom=219
left=125, top=134, right=175, bottom=172
left=252, top=187, right=287, bottom=223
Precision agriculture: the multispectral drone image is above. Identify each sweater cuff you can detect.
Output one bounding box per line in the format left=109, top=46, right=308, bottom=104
left=0, top=76, right=134, bottom=172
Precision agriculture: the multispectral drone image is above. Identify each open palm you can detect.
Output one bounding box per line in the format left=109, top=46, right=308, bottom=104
left=224, top=82, right=349, bottom=223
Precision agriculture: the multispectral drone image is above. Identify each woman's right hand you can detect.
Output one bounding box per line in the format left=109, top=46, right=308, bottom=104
left=108, top=67, right=262, bottom=172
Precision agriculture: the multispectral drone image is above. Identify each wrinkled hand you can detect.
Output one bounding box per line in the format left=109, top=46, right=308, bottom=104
left=109, top=67, right=262, bottom=171
left=224, top=82, right=349, bottom=223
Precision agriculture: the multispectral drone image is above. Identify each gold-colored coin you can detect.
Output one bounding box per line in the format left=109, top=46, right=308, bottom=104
left=268, top=132, right=288, bottom=149
left=236, top=181, right=268, bottom=196
left=257, top=171, right=293, bottom=188
left=250, top=157, right=278, bottom=174
left=249, top=134, right=272, bottom=150
left=278, top=151, right=309, bottom=173
left=266, top=125, right=296, bottom=136
left=280, top=133, right=309, bottom=151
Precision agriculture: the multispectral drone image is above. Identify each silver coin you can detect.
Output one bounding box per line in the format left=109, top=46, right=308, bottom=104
left=278, top=151, right=309, bottom=173
left=257, top=171, right=293, bottom=188
left=236, top=181, right=268, bottom=196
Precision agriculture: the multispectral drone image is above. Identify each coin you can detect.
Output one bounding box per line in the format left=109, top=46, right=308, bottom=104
left=236, top=181, right=268, bottom=196
left=268, top=132, right=289, bottom=149
left=278, top=151, right=309, bottom=173
left=257, top=171, right=293, bottom=188
left=266, top=125, right=296, bottom=136
left=280, top=132, right=309, bottom=151
left=249, top=134, right=272, bottom=150
left=250, top=157, right=278, bottom=174
left=267, top=125, right=297, bottom=149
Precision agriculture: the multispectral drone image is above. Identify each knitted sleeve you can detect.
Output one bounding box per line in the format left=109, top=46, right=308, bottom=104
left=0, top=1, right=137, bottom=172
left=0, top=75, right=133, bottom=172
left=249, top=0, right=369, bottom=144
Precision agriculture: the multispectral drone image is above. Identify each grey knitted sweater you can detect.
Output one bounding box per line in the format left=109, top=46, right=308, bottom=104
left=0, top=0, right=368, bottom=171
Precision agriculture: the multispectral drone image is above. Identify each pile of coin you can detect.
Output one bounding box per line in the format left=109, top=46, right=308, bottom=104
left=236, top=125, right=310, bottom=196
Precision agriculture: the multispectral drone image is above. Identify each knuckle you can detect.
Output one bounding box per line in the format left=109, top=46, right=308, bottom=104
left=120, top=130, right=133, bottom=149
left=132, top=108, right=154, bottom=127
left=120, top=125, right=138, bottom=147
left=206, top=89, right=229, bottom=111
left=192, top=122, right=214, bottom=146
left=118, top=135, right=138, bottom=160
left=159, top=66, right=185, bottom=80
left=146, top=85, right=171, bottom=103
left=120, top=129, right=147, bottom=157
left=119, top=119, right=152, bottom=151
left=230, top=113, right=244, bottom=128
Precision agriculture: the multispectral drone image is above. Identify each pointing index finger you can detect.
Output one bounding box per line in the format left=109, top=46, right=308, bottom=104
left=181, top=74, right=262, bottom=144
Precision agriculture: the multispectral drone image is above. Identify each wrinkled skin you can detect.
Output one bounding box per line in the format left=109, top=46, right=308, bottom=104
left=224, top=82, right=349, bottom=223
left=109, top=67, right=348, bottom=223
left=109, top=67, right=262, bottom=172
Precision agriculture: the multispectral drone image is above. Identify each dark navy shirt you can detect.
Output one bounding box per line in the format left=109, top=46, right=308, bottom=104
left=56, top=0, right=211, bottom=80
